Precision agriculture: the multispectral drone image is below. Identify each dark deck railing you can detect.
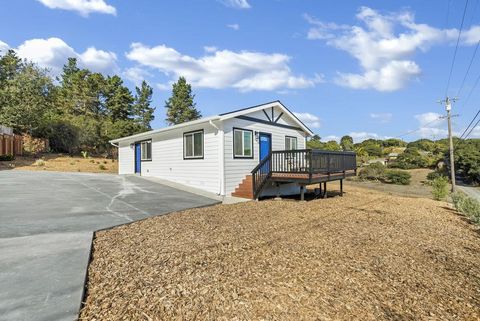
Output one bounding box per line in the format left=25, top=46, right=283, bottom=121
left=251, top=149, right=357, bottom=199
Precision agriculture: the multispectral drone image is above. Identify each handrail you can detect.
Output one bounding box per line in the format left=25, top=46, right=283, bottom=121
left=250, top=149, right=357, bottom=199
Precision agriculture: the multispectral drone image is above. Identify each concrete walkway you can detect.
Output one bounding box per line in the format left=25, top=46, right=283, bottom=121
left=0, top=171, right=219, bottom=321
left=457, top=185, right=480, bottom=202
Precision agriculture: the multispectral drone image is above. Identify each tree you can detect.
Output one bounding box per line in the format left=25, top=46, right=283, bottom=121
left=105, top=75, right=134, bottom=121
left=340, top=135, right=354, bottom=151
left=165, top=77, right=201, bottom=125
left=133, top=80, right=155, bottom=129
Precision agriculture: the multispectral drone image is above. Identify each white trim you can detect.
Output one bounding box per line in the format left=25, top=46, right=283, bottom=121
left=183, top=130, right=204, bottom=159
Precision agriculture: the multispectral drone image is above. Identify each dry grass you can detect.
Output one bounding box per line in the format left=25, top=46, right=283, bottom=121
left=349, top=168, right=435, bottom=198
left=0, top=153, right=117, bottom=173
left=80, top=185, right=480, bottom=320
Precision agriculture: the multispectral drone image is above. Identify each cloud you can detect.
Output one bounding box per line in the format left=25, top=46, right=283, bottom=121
left=413, top=112, right=448, bottom=139
left=204, top=46, right=218, bottom=53
left=227, top=24, right=240, bottom=30
left=12, top=37, right=118, bottom=75
left=123, top=67, right=153, bottom=86
left=0, top=40, right=9, bottom=54
left=370, top=112, right=392, bottom=123
left=293, top=112, right=321, bottom=128
left=126, top=43, right=321, bottom=92
left=36, top=0, right=116, bottom=16
left=322, top=135, right=340, bottom=142
left=305, top=7, right=480, bottom=91
left=349, top=131, right=383, bottom=143
left=219, top=0, right=251, bottom=9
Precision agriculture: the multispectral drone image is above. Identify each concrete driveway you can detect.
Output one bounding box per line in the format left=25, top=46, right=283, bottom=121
left=0, top=171, right=219, bottom=321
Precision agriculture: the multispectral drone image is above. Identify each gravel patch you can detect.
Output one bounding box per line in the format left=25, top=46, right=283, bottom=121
left=80, top=186, right=480, bottom=320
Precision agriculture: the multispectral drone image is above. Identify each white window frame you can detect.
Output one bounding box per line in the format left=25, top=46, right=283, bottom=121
left=140, top=140, right=152, bottom=161
left=233, top=128, right=253, bottom=158
left=183, top=130, right=204, bottom=159
left=285, top=136, right=298, bottom=150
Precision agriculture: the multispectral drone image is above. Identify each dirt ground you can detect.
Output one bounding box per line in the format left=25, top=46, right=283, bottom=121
left=348, top=168, right=436, bottom=198
left=80, top=185, right=480, bottom=321
left=0, top=153, right=118, bottom=173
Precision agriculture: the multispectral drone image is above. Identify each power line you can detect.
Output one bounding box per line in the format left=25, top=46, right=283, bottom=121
left=456, top=39, right=480, bottom=98
left=445, top=0, right=470, bottom=97
left=393, top=117, right=444, bottom=139
left=463, top=116, right=480, bottom=138
left=459, top=109, right=480, bottom=138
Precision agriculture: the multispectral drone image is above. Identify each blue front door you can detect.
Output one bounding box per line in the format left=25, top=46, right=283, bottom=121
left=259, top=133, right=271, bottom=162
left=135, top=143, right=141, bottom=173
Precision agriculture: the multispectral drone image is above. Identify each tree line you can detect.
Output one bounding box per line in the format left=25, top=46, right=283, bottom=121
left=0, top=50, right=155, bottom=154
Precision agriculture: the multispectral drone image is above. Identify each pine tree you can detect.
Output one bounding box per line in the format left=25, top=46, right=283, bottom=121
left=104, top=75, right=134, bottom=121
left=133, top=80, right=155, bottom=129
left=165, top=77, right=201, bottom=125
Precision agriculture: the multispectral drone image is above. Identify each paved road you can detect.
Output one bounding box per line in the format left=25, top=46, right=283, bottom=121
left=0, top=171, right=219, bottom=321
left=457, top=185, right=480, bottom=202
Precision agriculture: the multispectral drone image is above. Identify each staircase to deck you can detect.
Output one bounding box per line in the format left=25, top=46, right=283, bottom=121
left=231, top=175, right=254, bottom=199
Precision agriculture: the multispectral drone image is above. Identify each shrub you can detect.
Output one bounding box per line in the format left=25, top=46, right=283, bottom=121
left=98, top=164, right=107, bottom=170
left=359, top=162, right=386, bottom=180
left=0, top=154, right=15, bottom=161
left=34, top=159, right=45, bottom=166
left=431, top=176, right=449, bottom=200
left=384, top=170, right=411, bottom=185
left=35, top=121, right=78, bottom=153
left=452, top=192, right=480, bottom=224
left=426, top=171, right=445, bottom=181
left=81, top=151, right=88, bottom=159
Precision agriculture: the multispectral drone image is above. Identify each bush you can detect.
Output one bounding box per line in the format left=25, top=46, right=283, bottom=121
left=359, top=162, right=386, bottom=180
left=384, top=170, right=411, bottom=185
left=426, top=171, right=445, bottom=181
left=98, top=164, right=107, bottom=170
left=35, top=121, right=78, bottom=154
left=452, top=192, right=480, bottom=224
left=431, top=176, right=449, bottom=200
left=389, top=147, right=429, bottom=169
left=34, top=159, right=45, bottom=166
left=0, top=154, right=15, bottom=161
left=81, top=151, right=88, bottom=159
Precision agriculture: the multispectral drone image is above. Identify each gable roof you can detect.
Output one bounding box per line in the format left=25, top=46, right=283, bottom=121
left=110, top=100, right=313, bottom=144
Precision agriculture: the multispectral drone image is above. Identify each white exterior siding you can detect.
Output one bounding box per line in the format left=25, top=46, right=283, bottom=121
left=118, top=142, right=135, bottom=174
left=139, top=124, right=221, bottom=194
left=223, top=116, right=306, bottom=196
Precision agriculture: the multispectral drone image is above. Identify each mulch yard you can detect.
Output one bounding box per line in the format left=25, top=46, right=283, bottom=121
left=80, top=186, right=480, bottom=320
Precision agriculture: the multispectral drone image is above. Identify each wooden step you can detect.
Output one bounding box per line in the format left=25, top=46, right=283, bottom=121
left=231, top=174, right=254, bottom=199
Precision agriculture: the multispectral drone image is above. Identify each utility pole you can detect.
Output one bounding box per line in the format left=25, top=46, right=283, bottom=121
left=438, top=97, right=457, bottom=192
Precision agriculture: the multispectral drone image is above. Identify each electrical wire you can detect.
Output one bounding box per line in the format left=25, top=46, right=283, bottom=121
left=462, top=112, right=480, bottom=139
left=445, top=0, right=470, bottom=97
left=459, top=109, right=480, bottom=138
left=393, top=117, right=444, bottom=139
left=456, top=39, right=480, bottom=98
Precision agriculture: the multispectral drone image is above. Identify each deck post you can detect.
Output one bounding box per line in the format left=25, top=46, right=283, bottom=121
left=300, top=184, right=305, bottom=201
left=323, top=182, right=327, bottom=199
left=340, top=179, right=343, bottom=196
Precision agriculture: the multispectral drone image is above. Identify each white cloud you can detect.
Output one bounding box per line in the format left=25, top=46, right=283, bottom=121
left=227, top=24, right=240, bottom=30
left=219, top=0, right=251, bottom=9
left=204, top=46, right=218, bottom=53
left=305, top=7, right=480, bottom=91
left=370, top=112, right=392, bottom=123
left=0, top=40, right=9, bottom=54
left=322, top=135, right=340, bottom=142
left=126, top=43, right=321, bottom=92
left=13, top=37, right=118, bottom=75
left=413, top=112, right=448, bottom=139
left=156, top=82, right=172, bottom=91
left=294, top=112, right=321, bottom=128
left=123, top=67, right=152, bottom=86
left=37, top=0, right=116, bottom=16
left=349, top=131, right=382, bottom=143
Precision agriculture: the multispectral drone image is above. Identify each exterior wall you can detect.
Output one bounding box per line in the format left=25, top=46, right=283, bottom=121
left=137, top=124, right=221, bottom=194
left=118, top=141, right=135, bottom=174
left=223, top=114, right=307, bottom=196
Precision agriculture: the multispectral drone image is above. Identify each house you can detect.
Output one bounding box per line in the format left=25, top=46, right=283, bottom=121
left=110, top=101, right=356, bottom=199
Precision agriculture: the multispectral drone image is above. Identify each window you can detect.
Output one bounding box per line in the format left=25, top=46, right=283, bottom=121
left=184, top=130, right=204, bottom=159
left=285, top=136, right=297, bottom=150
left=141, top=140, right=152, bottom=160
left=233, top=128, right=253, bottom=158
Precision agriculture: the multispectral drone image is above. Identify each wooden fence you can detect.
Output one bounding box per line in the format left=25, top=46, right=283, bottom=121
left=0, top=133, right=23, bottom=157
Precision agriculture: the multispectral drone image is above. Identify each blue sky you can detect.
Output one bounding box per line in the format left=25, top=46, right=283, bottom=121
left=1, top=0, right=480, bottom=141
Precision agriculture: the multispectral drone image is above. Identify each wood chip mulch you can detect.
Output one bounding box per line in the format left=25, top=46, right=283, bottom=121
left=80, top=186, right=480, bottom=321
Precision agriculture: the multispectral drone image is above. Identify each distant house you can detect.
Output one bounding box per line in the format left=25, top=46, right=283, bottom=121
left=111, top=101, right=356, bottom=199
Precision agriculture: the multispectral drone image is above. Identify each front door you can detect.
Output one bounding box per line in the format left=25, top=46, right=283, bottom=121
left=259, top=133, right=271, bottom=162
left=134, top=143, right=141, bottom=174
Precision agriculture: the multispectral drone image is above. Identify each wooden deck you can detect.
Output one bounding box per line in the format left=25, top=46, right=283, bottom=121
left=270, top=170, right=356, bottom=183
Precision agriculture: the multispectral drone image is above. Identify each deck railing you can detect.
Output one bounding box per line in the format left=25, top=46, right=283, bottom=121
left=251, top=149, right=357, bottom=199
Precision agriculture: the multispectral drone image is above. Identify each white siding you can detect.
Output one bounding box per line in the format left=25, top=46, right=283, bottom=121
left=139, top=124, right=221, bottom=194
left=118, top=142, right=135, bottom=174
left=223, top=115, right=306, bottom=195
